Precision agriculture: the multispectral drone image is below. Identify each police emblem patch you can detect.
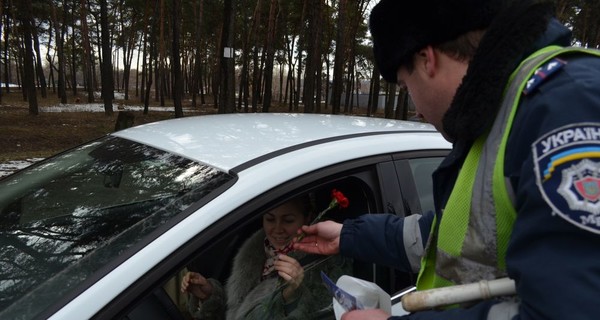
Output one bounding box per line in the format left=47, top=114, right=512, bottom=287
left=533, top=123, right=600, bottom=234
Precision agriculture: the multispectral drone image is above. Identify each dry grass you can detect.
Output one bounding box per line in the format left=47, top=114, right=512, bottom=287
left=0, top=91, right=196, bottom=162
left=0, top=108, right=177, bottom=161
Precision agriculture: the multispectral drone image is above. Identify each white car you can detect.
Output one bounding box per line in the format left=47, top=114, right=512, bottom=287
left=0, top=113, right=450, bottom=319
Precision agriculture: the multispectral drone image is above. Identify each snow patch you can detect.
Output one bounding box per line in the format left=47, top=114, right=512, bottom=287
left=0, top=158, right=42, bottom=178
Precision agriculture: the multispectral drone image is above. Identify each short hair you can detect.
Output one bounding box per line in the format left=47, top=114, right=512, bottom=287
left=403, top=29, right=486, bottom=74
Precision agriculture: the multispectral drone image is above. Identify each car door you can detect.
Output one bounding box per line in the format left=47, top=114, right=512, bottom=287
left=388, top=150, right=447, bottom=313
left=99, top=151, right=446, bottom=319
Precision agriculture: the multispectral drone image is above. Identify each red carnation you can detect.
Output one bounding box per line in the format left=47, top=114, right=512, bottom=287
left=332, top=189, right=349, bottom=209
left=294, top=189, right=350, bottom=244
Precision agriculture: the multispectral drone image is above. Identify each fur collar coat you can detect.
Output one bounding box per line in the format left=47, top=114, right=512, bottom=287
left=192, top=229, right=352, bottom=319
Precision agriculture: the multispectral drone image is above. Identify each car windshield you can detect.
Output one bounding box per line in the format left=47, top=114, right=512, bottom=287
left=0, top=136, right=234, bottom=318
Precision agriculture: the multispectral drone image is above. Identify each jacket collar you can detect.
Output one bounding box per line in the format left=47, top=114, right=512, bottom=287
left=442, top=1, right=569, bottom=143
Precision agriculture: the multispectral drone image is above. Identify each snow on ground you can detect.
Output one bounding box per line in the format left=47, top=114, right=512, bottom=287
left=0, top=82, right=21, bottom=88
left=0, top=158, right=42, bottom=178
left=41, top=103, right=200, bottom=113
left=42, top=91, right=182, bottom=113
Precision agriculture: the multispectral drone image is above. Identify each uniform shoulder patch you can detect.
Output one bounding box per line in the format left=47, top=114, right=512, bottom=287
left=532, top=123, right=600, bottom=233
left=523, top=57, right=567, bottom=95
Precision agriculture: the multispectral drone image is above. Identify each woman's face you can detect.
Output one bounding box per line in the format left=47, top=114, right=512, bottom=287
left=263, top=201, right=308, bottom=249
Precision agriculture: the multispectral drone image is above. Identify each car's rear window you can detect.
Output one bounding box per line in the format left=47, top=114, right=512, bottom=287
left=0, top=136, right=234, bottom=319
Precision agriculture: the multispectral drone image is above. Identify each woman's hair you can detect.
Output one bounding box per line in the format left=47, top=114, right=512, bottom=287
left=285, top=193, right=316, bottom=217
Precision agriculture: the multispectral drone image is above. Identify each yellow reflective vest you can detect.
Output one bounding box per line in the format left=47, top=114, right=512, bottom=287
left=417, top=46, right=600, bottom=292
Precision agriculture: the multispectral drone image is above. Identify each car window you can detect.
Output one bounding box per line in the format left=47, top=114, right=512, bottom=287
left=388, top=155, right=444, bottom=295
left=407, top=157, right=442, bottom=214
left=0, top=136, right=234, bottom=319
left=124, top=177, right=377, bottom=320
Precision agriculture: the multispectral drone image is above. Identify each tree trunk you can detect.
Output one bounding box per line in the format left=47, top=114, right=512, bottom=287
left=122, top=42, right=134, bottom=101
left=262, top=0, right=279, bottom=112
left=45, top=18, right=56, bottom=94
left=349, top=64, right=357, bottom=113
left=17, top=0, right=38, bottom=115
left=293, top=0, right=307, bottom=112
left=32, top=25, right=47, bottom=98
left=3, top=6, right=11, bottom=94
left=315, top=54, right=325, bottom=112
left=302, top=0, right=321, bottom=113
left=344, top=55, right=355, bottom=113
left=80, top=0, right=94, bottom=103
left=238, top=43, right=249, bottom=112
left=172, top=0, right=184, bottom=117
left=250, top=0, right=262, bottom=113
left=140, top=0, right=154, bottom=104
left=136, top=39, right=141, bottom=98
left=324, top=55, right=330, bottom=110
left=56, top=3, right=67, bottom=102
left=17, top=42, right=24, bottom=98
left=0, top=0, right=4, bottom=103
left=330, top=0, right=347, bottom=114
left=384, top=83, right=396, bottom=119
left=218, top=0, right=235, bottom=113
left=158, top=0, right=166, bottom=107
left=120, top=4, right=138, bottom=102
left=278, top=56, right=284, bottom=104
left=155, top=55, right=161, bottom=102
left=395, top=88, right=409, bottom=120
left=284, top=34, right=295, bottom=110
left=191, top=0, right=205, bottom=109
left=100, top=0, right=114, bottom=115
left=113, top=50, right=118, bottom=92
left=144, top=38, right=154, bottom=115
left=367, top=66, right=381, bottom=117
left=70, top=0, right=78, bottom=97
left=237, top=1, right=253, bottom=112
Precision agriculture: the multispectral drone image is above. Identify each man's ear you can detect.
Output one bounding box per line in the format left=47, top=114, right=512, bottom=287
left=417, top=46, right=437, bottom=77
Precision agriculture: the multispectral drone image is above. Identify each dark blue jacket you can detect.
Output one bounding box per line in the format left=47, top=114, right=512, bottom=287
left=340, top=12, right=600, bottom=320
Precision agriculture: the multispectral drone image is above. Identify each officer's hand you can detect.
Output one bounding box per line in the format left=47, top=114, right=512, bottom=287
left=293, top=220, right=342, bottom=255
left=341, top=309, right=390, bottom=320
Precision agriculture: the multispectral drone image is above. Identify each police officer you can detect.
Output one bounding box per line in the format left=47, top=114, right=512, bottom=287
left=294, top=0, right=600, bottom=319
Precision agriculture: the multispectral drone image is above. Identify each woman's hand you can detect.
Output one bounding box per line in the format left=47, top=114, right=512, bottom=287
left=180, top=271, right=214, bottom=301
left=293, top=220, right=342, bottom=255
left=274, top=254, right=305, bottom=302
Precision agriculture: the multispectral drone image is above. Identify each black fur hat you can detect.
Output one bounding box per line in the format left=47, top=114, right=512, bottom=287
left=369, top=0, right=506, bottom=83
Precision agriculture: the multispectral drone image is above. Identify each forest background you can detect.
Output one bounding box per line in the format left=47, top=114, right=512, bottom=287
left=0, top=0, right=599, bottom=163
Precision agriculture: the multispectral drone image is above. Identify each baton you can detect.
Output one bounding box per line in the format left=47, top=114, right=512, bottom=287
left=401, top=277, right=516, bottom=312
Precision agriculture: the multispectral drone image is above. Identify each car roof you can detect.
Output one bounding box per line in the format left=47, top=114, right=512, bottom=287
left=112, top=113, right=443, bottom=172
